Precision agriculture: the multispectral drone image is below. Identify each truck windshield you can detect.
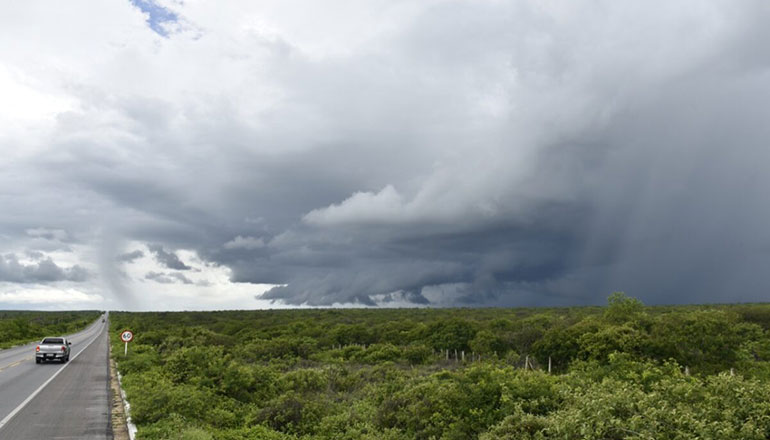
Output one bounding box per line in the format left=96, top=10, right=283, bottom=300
left=42, top=338, right=64, bottom=344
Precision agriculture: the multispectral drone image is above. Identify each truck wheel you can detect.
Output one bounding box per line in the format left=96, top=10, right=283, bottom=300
left=36, top=358, right=41, bottom=364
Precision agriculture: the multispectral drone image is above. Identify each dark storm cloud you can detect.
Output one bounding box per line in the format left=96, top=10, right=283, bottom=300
left=5, top=1, right=770, bottom=308
left=0, top=254, right=89, bottom=283
left=226, top=202, right=589, bottom=306
left=211, top=0, right=770, bottom=307
left=117, top=250, right=144, bottom=263
left=148, top=245, right=192, bottom=270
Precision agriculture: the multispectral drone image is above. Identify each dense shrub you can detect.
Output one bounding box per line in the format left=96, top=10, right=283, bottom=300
left=109, top=298, right=770, bottom=439
left=0, top=310, right=100, bottom=348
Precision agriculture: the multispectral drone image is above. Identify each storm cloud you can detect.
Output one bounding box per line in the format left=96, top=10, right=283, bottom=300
left=2, top=0, right=770, bottom=309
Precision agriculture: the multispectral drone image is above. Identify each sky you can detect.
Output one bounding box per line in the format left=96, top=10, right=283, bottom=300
left=1, top=0, right=770, bottom=310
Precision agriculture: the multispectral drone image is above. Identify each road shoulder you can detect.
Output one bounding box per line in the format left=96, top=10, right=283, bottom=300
left=110, top=343, right=131, bottom=440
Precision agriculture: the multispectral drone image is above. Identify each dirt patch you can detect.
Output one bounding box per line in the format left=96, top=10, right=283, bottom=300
left=110, top=344, right=130, bottom=440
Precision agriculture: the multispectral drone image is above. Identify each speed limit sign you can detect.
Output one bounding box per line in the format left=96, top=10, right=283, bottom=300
left=120, top=330, right=134, bottom=356
left=120, top=330, right=134, bottom=342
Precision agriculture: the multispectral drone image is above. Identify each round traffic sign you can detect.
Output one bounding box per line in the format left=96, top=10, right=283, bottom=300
left=120, top=330, right=134, bottom=343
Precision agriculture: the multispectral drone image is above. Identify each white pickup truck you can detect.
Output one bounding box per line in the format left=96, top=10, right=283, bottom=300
left=35, top=337, right=72, bottom=364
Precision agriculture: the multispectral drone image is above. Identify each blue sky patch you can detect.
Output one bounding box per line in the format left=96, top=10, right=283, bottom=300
left=130, top=0, right=178, bottom=37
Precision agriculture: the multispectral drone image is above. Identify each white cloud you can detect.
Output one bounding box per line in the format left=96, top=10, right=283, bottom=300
left=0, top=287, right=103, bottom=305
left=304, top=185, right=405, bottom=225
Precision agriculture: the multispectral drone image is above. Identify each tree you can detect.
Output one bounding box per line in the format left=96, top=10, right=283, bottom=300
left=469, top=330, right=506, bottom=356
left=423, top=319, right=477, bottom=351
left=604, top=292, right=645, bottom=325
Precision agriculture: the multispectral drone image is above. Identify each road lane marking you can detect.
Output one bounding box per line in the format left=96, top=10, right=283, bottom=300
left=0, top=322, right=106, bottom=432
left=0, top=356, right=33, bottom=373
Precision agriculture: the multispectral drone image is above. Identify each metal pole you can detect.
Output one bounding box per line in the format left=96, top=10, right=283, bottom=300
left=124, top=341, right=128, bottom=356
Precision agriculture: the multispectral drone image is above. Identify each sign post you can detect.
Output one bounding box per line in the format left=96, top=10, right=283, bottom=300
left=120, top=330, right=134, bottom=356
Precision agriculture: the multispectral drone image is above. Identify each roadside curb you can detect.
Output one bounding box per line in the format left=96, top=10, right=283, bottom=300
left=116, top=368, right=138, bottom=440
left=110, top=340, right=137, bottom=440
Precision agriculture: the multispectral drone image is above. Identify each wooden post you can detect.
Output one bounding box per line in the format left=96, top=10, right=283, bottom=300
left=548, top=356, right=552, bottom=374
left=525, top=355, right=529, bottom=370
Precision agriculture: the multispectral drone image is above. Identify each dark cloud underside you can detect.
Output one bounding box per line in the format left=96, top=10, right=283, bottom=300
left=148, top=245, right=192, bottom=271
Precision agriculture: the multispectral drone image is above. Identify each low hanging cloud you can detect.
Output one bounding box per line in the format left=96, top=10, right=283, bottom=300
left=0, top=254, right=89, bottom=284
left=3, top=1, right=770, bottom=308
left=145, top=271, right=194, bottom=284
left=148, top=245, right=192, bottom=270
left=117, top=250, right=145, bottom=263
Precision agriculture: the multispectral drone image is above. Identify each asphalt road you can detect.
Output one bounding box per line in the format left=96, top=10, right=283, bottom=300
left=0, top=316, right=111, bottom=439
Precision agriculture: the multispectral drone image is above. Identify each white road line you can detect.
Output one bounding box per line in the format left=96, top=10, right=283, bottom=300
left=0, top=322, right=105, bottom=432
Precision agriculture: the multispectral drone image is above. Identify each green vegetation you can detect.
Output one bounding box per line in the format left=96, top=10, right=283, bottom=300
left=110, top=294, right=770, bottom=439
left=0, top=310, right=101, bottom=348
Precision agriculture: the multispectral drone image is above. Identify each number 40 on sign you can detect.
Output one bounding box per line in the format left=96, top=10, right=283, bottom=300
left=120, top=330, right=134, bottom=356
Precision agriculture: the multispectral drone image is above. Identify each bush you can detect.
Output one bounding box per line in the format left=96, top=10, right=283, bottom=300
left=404, top=344, right=433, bottom=365
left=109, top=303, right=770, bottom=440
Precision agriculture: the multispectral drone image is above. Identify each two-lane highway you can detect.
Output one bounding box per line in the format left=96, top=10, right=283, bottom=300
left=0, top=315, right=111, bottom=439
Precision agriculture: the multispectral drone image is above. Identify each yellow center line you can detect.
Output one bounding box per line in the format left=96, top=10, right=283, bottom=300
left=0, top=356, right=34, bottom=373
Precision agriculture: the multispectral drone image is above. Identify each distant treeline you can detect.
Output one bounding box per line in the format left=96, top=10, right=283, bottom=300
left=0, top=310, right=101, bottom=349
left=110, top=294, right=770, bottom=439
